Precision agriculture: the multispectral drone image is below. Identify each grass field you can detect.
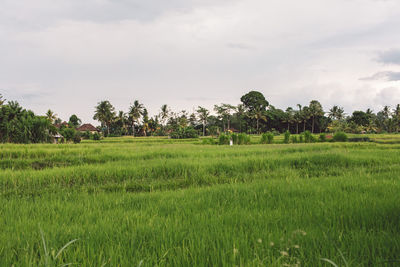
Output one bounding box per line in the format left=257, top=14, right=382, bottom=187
left=1, top=135, right=400, bottom=266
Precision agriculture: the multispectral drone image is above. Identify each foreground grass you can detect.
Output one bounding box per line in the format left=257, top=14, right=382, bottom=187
left=1, top=136, right=400, bottom=266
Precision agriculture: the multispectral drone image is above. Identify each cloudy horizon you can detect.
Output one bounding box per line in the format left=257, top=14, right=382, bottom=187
left=1, top=0, right=400, bottom=125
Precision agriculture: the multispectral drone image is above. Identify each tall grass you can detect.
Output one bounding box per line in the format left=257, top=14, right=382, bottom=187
left=1, top=136, right=400, bottom=265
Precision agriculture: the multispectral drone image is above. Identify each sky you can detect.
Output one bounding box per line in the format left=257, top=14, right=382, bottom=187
left=1, top=0, right=400, bottom=124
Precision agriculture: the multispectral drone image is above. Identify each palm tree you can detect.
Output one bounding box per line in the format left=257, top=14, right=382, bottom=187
left=128, top=100, right=144, bottom=137
left=0, top=94, right=5, bottom=106
left=328, top=105, right=345, bottom=121
left=236, top=104, right=245, bottom=133
left=308, top=100, right=324, bottom=133
left=301, top=106, right=311, bottom=132
left=196, top=106, right=209, bottom=136
left=117, top=111, right=128, bottom=134
left=250, top=109, right=267, bottom=134
left=159, top=104, right=170, bottom=127
left=46, top=109, right=57, bottom=124
left=283, top=107, right=294, bottom=132
left=93, top=100, right=115, bottom=135
left=393, top=104, right=400, bottom=132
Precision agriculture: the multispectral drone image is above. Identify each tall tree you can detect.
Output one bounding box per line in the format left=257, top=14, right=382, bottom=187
left=236, top=104, right=245, bottom=133
left=328, top=105, right=345, bottom=121
left=196, top=106, right=209, bottom=136
left=308, top=100, right=324, bottom=133
left=68, top=114, right=81, bottom=128
left=93, top=100, right=115, bottom=135
left=283, top=107, right=294, bottom=132
left=46, top=109, right=57, bottom=124
left=128, top=100, right=144, bottom=137
left=159, top=104, right=170, bottom=127
left=240, top=91, right=269, bottom=133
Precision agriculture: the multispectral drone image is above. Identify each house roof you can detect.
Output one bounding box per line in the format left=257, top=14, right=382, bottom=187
left=76, top=123, right=99, bottom=132
left=55, top=122, right=69, bottom=128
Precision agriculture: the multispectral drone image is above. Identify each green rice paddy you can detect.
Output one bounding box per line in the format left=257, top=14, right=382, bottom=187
left=1, top=135, right=399, bottom=266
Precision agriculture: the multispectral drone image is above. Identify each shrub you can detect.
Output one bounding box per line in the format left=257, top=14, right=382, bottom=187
left=92, top=132, right=101, bottom=141
left=284, top=130, right=291, bottom=144
left=319, top=133, right=327, bottom=142
left=73, top=132, right=81, bottom=144
left=260, top=133, right=268, bottom=144
left=202, top=138, right=216, bottom=145
left=170, top=127, right=199, bottom=139
left=61, top=128, right=76, bottom=142
left=299, top=134, right=304, bottom=143
left=82, top=131, right=92, bottom=139
left=266, top=132, right=274, bottom=144
left=218, top=134, right=230, bottom=145
left=304, top=131, right=312, bottom=143
left=291, top=136, right=298, bottom=143
left=333, top=132, right=348, bottom=142
left=231, top=133, right=238, bottom=144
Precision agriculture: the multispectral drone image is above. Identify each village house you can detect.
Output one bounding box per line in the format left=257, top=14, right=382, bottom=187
left=76, top=123, right=99, bottom=134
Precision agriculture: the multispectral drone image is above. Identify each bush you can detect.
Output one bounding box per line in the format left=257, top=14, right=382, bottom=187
left=231, top=133, right=238, bottom=144
left=304, top=131, right=312, bottom=143
left=284, top=131, right=290, bottom=144
left=237, top=133, right=250, bottom=145
left=202, top=138, right=216, bottom=145
left=218, top=134, right=230, bottom=145
left=61, top=128, right=75, bottom=142
left=333, top=132, right=348, bottom=142
left=299, top=134, right=304, bottom=143
left=73, top=132, right=81, bottom=144
left=291, top=136, right=298, bottom=143
left=82, top=131, right=92, bottom=139
left=170, top=127, right=199, bottom=139
left=92, top=132, right=101, bottom=140
left=266, top=132, right=274, bottom=144
left=260, top=133, right=268, bottom=144
left=319, top=133, right=326, bottom=142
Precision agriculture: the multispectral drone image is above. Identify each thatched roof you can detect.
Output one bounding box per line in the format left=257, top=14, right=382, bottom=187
left=76, top=123, right=99, bottom=132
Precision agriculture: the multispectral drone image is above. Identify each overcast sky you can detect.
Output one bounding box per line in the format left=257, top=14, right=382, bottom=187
left=1, top=0, right=400, bottom=124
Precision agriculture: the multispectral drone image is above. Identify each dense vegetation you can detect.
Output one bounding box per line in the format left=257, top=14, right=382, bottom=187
left=2, top=91, right=400, bottom=144
left=1, top=136, right=400, bottom=266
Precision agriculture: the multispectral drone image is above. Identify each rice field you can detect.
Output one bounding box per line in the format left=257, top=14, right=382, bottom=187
left=1, top=135, right=400, bottom=266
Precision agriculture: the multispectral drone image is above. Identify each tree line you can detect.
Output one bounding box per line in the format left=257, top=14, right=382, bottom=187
left=1, top=91, right=400, bottom=143
left=90, top=91, right=400, bottom=137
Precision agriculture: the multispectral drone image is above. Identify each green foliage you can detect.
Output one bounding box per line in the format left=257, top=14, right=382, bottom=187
left=299, top=134, right=304, bottom=143
left=0, top=101, right=55, bottom=143
left=260, top=133, right=268, bottom=144
left=73, top=132, right=82, bottom=144
left=319, top=133, right=327, bottom=142
left=304, top=131, right=312, bottom=143
left=237, top=133, right=250, bottom=145
left=68, top=114, right=81, bottom=128
left=333, top=132, right=348, bottom=142
left=82, top=131, right=92, bottom=139
left=231, top=133, right=238, bottom=144
left=291, top=136, right=298, bottom=143
left=202, top=138, right=216, bottom=145
left=218, top=133, right=230, bottom=145
left=61, top=128, right=76, bottom=142
left=170, top=127, right=199, bottom=139
left=266, top=132, right=274, bottom=144
left=284, top=130, right=291, bottom=144
left=92, top=132, right=101, bottom=141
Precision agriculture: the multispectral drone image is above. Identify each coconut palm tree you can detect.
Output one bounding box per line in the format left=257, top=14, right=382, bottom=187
left=236, top=104, right=245, bottom=133
left=196, top=106, right=209, bottom=136
left=159, top=104, right=170, bottom=127
left=308, top=100, right=324, bottom=133
left=46, top=109, right=57, bottom=124
left=129, top=100, right=144, bottom=137
left=93, top=100, right=115, bottom=135
left=283, top=107, right=294, bottom=132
